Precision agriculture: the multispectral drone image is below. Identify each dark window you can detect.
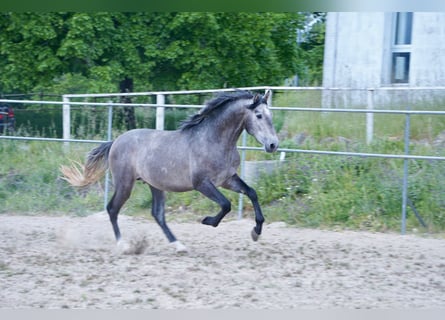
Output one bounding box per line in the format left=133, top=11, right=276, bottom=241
left=391, top=52, right=410, bottom=83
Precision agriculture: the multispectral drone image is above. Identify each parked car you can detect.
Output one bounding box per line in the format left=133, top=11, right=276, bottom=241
left=0, top=103, right=15, bottom=134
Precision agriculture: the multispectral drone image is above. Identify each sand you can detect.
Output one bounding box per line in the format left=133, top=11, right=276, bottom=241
left=0, top=212, right=444, bottom=309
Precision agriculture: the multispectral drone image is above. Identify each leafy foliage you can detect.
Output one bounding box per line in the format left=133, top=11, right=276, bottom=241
left=296, top=13, right=326, bottom=85
left=0, top=12, right=310, bottom=94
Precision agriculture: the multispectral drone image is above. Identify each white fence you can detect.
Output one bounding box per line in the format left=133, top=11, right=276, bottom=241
left=1, top=86, right=445, bottom=234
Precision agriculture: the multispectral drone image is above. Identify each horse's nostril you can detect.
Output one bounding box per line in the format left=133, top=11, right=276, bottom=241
left=268, top=143, right=278, bottom=152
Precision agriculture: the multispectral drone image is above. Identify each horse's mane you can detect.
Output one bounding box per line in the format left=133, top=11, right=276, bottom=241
left=179, top=90, right=261, bottom=131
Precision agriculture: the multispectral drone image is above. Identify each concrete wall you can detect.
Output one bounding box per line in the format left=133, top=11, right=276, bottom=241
left=410, top=13, right=445, bottom=87
left=322, top=12, right=445, bottom=109
left=323, top=12, right=387, bottom=89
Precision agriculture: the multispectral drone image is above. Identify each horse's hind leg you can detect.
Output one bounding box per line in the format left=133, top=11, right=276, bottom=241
left=222, top=174, right=264, bottom=241
left=149, top=185, right=187, bottom=253
left=106, top=181, right=134, bottom=242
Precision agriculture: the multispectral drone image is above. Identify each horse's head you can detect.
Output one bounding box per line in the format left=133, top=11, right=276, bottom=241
left=245, top=90, right=279, bottom=153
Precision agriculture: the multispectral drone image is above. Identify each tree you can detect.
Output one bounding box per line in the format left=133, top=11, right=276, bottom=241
left=0, top=12, right=306, bottom=95
left=295, top=12, right=326, bottom=86
left=0, top=12, right=65, bottom=93
left=145, top=12, right=304, bottom=90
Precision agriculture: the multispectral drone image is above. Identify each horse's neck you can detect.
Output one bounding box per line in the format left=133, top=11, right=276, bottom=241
left=194, top=107, right=246, bottom=149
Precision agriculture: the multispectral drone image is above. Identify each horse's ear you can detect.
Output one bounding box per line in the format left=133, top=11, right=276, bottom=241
left=264, top=89, right=271, bottom=102
left=248, top=94, right=260, bottom=110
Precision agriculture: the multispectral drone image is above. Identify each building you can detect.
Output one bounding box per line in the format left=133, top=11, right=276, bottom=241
left=322, top=12, right=445, bottom=108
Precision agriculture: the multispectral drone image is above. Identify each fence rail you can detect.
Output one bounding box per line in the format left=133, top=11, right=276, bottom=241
left=1, top=86, right=445, bottom=235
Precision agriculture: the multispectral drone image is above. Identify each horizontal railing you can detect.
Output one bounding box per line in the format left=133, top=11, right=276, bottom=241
left=1, top=86, right=445, bottom=235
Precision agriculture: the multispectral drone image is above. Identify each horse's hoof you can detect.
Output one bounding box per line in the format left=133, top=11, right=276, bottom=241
left=202, top=216, right=217, bottom=227
left=251, top=228, right=260, bottom=242
left=116, top=239, right=132, bottom=255
left=116, top=238, right=148, bottom=255
left=171, top=241, right=188, bottom=254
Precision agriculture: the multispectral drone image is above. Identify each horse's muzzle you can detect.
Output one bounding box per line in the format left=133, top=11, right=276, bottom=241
left=264, top=141, right=279, bottom=153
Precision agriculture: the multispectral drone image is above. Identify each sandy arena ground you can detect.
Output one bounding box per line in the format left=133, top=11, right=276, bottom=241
left=0, top=213, right=444, bottom=309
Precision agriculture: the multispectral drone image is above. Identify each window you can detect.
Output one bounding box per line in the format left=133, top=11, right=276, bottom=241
left=390, top=12, right=413, bottom=84
left=391, top=52, right=410, bottom=83
left=394, top=12, right=413, bottom=45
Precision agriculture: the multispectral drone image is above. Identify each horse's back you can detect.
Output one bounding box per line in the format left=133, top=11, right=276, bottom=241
left=109, top=129, right=194, bottom=191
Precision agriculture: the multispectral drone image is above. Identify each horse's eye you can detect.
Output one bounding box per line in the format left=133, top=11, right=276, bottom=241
left=256, top=114, right=263, bottom=119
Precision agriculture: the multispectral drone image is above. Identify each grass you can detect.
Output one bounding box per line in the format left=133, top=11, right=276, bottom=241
left=0, top=141, right=102, bottom=215
left=1, top=89, right=445, bottom=234
left=249, top=91, right=445, bottom=233
left=253, top=152, right=445, bottom=233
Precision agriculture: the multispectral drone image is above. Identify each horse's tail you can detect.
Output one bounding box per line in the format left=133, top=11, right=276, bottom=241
left=60, top=141, right=113, bottom=187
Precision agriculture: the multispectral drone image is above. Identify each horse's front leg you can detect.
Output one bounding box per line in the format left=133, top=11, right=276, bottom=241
left=149, top=185, right=187, bottom=253
left=222, top=174, right=264, bottom=241
left=194, top=178, right=232, bottom=228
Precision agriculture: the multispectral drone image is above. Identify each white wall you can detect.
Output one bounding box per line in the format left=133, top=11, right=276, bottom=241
left=323, top=12, right=386, bottom=89
left=410, top=13, right=445, bottom=86
left=323, top=12, right=445, bottom=108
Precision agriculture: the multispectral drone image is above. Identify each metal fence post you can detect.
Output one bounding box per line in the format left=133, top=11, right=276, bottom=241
left=156, top=94, right=165, bottom=130
left=366, top=89, right=374, bottom=145
left=237, top=88, right=276, bottom=219
left=238, top=130, right=248, bottom=219
left=104, top=101, right=113, bottom=211
left=267, top=88, right=285, bottom=161
left=401, top=111, right=411, bottom=234
left=62, top=95, right=70, bottom=148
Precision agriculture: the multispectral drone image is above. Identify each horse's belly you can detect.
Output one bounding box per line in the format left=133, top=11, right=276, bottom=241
left=210, top=168, right=238, bottom=187
left=138, top=162, right=194, bottom=192
left=128, top=131, right=193, bottom=191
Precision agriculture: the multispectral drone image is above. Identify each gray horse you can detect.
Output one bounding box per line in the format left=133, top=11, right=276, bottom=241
left=61, top=90, right=279, bottom=252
